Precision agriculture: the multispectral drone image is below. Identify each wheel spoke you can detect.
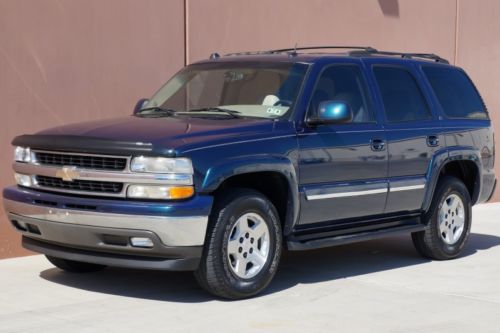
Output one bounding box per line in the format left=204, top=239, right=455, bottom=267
left=227, top=239, right=240, bottom=255
left=230, top=221, right=242, bottom=241
left=445, top=230, right=453, bottom=243
left=454, top=225, right=464, bottom=241
left=234, top=259, right=247, bottom=276
left=250, top=251, right=266, bottom=268
left=251, top=221, right=267, bottom=239
left=455, top=216, right=464, bottom=228
left=439, top=222, right=447, bottom=234
left=443, top=199, right=451, bottom=211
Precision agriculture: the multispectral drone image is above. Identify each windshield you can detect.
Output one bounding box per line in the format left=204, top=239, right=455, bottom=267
left=143, top=62, right=309, bottom=119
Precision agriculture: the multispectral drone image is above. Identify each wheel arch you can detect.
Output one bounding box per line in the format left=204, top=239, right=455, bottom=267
left=422, top=147, right=482, bottom=212
left=200, top=156, right=299, bottom=236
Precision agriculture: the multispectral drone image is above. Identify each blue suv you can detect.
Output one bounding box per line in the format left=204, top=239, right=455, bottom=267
left=3, top=46, right=496, bottom=299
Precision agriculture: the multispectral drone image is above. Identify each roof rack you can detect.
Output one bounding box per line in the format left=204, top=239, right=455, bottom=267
left=349, top=49, right=449, bottom=64
left=224, top=46, right=449, bottom=64
left=225, top=46, right=376, bottom=56
left=269, top=46, right=377, bottom=53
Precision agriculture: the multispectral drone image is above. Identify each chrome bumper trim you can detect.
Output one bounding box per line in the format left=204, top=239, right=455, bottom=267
left=3, top=199, right=208, bottom=247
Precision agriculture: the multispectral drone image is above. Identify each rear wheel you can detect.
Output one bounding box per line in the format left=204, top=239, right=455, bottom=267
left=195, top=189, right=282, bottom=299
left=412, top=176, right=471, bottom=260
left=46, top=255, right=106, bottom=273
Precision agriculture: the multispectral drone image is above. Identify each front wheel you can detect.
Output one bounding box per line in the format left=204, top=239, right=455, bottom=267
left=412, top=176, right=472, bottom=260
left=195, top=189, right=282, bottom=299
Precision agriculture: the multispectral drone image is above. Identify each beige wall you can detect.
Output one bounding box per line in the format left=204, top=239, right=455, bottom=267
left=1, top=0, right=499, bottom=258
left=456, top=0, right=500, bottom=203
left=0, top=0, right=185, bottom=258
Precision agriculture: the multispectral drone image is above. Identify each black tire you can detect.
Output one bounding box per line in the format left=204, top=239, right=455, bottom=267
left=194, top=188, right=282, bottom=299
left=412, top=176, right=472, bottom=260
left=45, top=255, right=107, bottom=273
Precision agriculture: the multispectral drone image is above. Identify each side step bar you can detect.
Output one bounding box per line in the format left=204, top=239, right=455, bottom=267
left=287, top=224, right=426, bottom=251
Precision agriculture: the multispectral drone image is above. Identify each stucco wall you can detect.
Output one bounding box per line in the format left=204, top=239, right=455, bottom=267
left=0, top=0, right=185, bottom=258
left=1, top=0, right=499, bottom=258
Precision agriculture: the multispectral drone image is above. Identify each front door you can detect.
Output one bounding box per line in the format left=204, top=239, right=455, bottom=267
left=297, top=62, right=388, bottom=225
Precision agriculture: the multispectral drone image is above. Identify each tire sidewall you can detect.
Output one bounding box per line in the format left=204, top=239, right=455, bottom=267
left=211, top=192, right=282, bottom=297
left=429, top=178, right=472, bottom=258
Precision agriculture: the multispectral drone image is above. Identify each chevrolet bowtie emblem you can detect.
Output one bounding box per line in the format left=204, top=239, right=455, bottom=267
left=56, top=166, right=80, bottom=182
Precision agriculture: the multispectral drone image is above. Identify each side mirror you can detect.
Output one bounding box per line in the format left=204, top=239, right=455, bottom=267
left=307, top=100, right=353, bottom=126
left=133, top=98, right=149, bottom=115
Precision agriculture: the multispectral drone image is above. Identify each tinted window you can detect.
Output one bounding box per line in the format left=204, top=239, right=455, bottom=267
left=422, top=66, right=487, bottom=119
left=309, top=65, right=374, bottom=123
left=374, top=67, right=431, bottom=122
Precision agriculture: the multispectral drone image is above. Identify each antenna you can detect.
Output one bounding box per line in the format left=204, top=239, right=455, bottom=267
left=288, top=43, right=298, bottom=57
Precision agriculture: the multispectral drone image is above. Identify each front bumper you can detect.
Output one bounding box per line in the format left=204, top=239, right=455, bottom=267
left=3, top=186, right=213, bottom=271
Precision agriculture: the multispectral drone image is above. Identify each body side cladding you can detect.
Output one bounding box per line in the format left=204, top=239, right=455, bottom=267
left=422, top=146, right=482, bottom=213
left=200, top=156, right=299, bottom=235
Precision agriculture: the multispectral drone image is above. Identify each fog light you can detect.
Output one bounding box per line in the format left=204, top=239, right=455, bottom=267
left=130, top=237, right=154, bottom=248
left=14, top=173, right=32, bottom=187
left=11, top=219, right=28, bottom=231
left=127, top=185, right=194, bottom=199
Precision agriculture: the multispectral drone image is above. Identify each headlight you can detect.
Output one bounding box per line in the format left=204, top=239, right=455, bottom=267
left=130, top=156, right=193, bottom=174
left=14, top=146, right=32, bottom=163
left=14, top=173, right=33, bottom=187
left=127, top=185, right=194, bottom=199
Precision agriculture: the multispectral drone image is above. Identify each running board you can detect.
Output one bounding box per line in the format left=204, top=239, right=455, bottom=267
left=286, top=224, right=426, bottom=251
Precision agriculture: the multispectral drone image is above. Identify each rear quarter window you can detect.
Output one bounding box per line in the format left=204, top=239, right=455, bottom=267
left=422, top=66, right=488, bottom=119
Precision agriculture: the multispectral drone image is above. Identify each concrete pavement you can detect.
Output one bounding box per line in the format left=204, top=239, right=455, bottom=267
left=1, top=203, right=500, bottom=333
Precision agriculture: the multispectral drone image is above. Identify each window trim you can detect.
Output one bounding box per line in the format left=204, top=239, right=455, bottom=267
left=305, top=63, right=377, bottom=125
left=419, top=64, right=489, bottom=120
left=371, top=64, right=434, bottom=124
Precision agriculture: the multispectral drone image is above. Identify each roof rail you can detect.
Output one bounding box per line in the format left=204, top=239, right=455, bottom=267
left=225, top=46, right=376, bottom=56
left=268, top=46, right=377, bottom=54
left=349, top=49, right=449, bottom=64
left=224, top=46, right=449, bottom=64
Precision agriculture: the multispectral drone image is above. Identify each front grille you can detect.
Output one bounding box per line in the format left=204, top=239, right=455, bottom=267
left=35, top=152, right=127, bottom=171
left=35, top=175, right=123, bottom=194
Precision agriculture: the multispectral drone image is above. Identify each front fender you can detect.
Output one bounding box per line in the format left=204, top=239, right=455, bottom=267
left=422, top=146, right=482, bottom=212
left=200, top=155, right=299, bottom=235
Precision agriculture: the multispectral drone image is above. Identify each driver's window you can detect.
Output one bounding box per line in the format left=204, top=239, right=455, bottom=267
left=309, top=65, right=375, bottom=123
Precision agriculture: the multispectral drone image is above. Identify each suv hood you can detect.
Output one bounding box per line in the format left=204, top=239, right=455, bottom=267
left=18, top=115, right=283, bottom=156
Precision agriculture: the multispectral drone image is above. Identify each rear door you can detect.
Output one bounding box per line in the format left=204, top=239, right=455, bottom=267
left=366, top=60, right=443, bottom=213
left=297, top=60, right=388, bottom=225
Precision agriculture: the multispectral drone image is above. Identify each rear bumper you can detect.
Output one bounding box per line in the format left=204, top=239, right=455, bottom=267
left=3, top=186, right=213, bottom=271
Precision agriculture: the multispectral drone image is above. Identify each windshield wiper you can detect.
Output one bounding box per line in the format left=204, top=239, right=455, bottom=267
left=187, top=107, right=243, bottom=118
left=136, top=107, right=178, bottom=117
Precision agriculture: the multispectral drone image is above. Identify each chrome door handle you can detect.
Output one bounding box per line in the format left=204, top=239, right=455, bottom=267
left=371, top=139, right=386, bottom=151
left=427, top=135, right=440, bottom=147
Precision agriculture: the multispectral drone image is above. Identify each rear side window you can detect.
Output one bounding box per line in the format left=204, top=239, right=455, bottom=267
left=422, top=66, right=488, bottom=119
left=373, top=66, right=431, bottom=122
